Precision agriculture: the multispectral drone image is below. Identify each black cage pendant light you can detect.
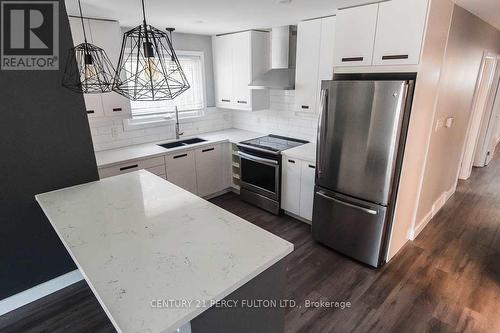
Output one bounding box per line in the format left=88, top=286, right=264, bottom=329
left=112, top=0, right=190, bottom=101
left=62, top=0, right=115, bottom=93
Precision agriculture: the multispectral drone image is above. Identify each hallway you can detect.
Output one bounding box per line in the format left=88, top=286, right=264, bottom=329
left=1, top=152, right=500, bottom=332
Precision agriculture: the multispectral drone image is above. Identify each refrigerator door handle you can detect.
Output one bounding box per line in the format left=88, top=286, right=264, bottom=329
left=317, top=88, right=329, bottom=177
left=316, top=191, right=378, bottom=215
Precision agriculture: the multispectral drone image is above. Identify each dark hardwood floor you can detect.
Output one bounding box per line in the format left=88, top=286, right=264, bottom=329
left=2, top=151, right=500, bottom=333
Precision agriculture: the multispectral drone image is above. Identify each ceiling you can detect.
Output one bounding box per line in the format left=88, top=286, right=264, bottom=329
left=453, top=0, right=500, bottom=30
left=65, top=0, right=376, bottom=35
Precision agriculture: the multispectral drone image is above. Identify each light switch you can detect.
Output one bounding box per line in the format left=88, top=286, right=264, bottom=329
left=445, top=117, right=454, bottom=128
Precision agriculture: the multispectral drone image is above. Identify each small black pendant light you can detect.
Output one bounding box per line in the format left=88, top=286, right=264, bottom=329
left=62, top=0, right=116, bottom=93
left=112, top=0, right=190, bottom=101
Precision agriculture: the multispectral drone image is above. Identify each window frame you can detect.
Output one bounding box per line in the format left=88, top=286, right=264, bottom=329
left=125, top=50, right=208, bottom=127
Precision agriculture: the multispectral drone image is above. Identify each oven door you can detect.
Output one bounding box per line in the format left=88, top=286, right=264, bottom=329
left=239, top=151, right=280, bottom=201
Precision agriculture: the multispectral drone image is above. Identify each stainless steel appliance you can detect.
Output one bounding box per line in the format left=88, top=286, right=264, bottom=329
left=238, top=135, right=308, bottom=214
left=313, top=74, right=415, bottom=268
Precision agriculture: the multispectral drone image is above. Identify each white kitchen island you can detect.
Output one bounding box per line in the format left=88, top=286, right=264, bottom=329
left=35, top=170, right=293, bottom=333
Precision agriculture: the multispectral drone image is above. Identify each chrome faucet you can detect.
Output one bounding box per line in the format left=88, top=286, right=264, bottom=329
left=174, top=106, right=184, bottom=140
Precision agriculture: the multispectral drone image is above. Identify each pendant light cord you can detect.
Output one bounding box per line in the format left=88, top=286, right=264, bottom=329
left=141, top=0, right=149, bottom=43
left=77, top=0, right=88, bottom=44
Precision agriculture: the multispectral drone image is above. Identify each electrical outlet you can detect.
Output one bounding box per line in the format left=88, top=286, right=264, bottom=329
left=111, top=127, right=119, bottom=138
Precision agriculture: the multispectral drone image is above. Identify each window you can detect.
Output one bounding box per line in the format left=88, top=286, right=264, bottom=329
left=128, top=51, right=206, bottom=119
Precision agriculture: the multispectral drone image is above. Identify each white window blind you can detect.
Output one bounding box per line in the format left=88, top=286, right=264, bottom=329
left=129, top=53, right=205, bottom=118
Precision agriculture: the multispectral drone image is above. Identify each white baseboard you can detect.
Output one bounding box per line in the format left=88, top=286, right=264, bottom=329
left=0, top=270, right=83, bottom=316
left=411, top=185, right=456, bottom=240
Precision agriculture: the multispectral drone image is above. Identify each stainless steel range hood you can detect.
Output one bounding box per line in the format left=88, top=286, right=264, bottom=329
left=249, top=26, right=297, bottom=90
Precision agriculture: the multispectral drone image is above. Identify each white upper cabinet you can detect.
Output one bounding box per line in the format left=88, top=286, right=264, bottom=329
left=295, top=16, right=336, bottom=114
left=295, top=19, right=322, bottom=113
left=213, top=31, right=269, bottom=111
left=87, top=19, right=131, bottom=118
left=67, top=17, right=131, bottom=119
left=231, top=32, right=252, bottom=107
left=372, top=0, right=429, bottom=65
left=213, top=34, right=233, bottom=107
left=333, top=3, right=378, bottom=67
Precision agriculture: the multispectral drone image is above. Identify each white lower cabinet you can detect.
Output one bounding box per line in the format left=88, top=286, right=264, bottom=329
left=98, top=156, right=165, bottom=179
left=281, top=158, right=301, bottom=216
left=99, top=143, right=230, bottom=197
left=299, top=162, right=316, bottom=221
left=165, top=151, right=198, bottom=194
left=281, top=157, right=316, bottom=222
left=195, top=144, right=225, bottom=197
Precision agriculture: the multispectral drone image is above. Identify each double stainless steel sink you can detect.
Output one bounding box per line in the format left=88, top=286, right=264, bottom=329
left=157, top=137, right=207, bottom=149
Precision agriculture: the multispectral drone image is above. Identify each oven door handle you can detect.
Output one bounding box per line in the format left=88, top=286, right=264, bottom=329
left=238, top=152, right=278, bottom=165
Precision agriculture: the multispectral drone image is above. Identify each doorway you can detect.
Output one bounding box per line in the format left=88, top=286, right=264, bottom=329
left=460, top=52, right=500, bottom=179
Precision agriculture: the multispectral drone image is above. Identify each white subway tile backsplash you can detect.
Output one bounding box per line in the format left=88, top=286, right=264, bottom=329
left=88, top=91, right=318, bottom=151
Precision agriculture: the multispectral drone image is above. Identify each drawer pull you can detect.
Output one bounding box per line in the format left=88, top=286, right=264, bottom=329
left=382, top=54, right=409, bottom=60
left=237, top=100, right=247, bottom=104
left=221, top=99, right=230, bottom=102
left=202, top=147, right=215, bottom=153
left=173, top=153, right=188, bottom=159
left=308, top=165, right=316, bottom=169
left=119, top=164, right=138, bottom=171
left=288, top=159, right=295, bottom=164
left=112, top=107, right=122, bottom=112
left=301, top=105, right=309, bottom=109
left=87, top=110, right=95, bottom=114
left=341, top=57, right=364, bottom=62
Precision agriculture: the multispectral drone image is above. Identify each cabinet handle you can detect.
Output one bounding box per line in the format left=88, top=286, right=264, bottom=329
left=301, top=105, right=309, bottom=109
left=382, top=54, right=409, bottom=60
left=173, top=153, right=188, bottom=159
left=221, top=99, right=231, bottom=102
left=308, top=165, right=316, bottom=169
left=237, top=100, right=247, bottom=104
left=112, top=107, right=122, bottom=112
left=288, top=159, right=295, bottom=164
left=341, top=57, right=364, bottom=62
left=119, top=164, right=138, bottom=171
left=87, top=110, right=95, bottom=114
left=202, top=147, right=215, bottom=153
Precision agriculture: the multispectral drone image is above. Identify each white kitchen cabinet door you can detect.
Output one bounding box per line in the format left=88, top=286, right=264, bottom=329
left=165, top=151, right=198, bottom=194
left=83, top=95, right=104, bottom=118
left=68, top=17, right=105, bottom=118
left=315, top=16, right=336, bottom=113
left=299, top=161, right=316, bottom=222
left=195, top=144, right=225, bottom=197
left=333, top=3, right=378, bottom=67
left=295, top=19, right=322, bottom=113
left=232, top=32, right=252, bottom=109
left=281, top=157, right=301, bottom=215
left=373, top=0, right=429, bottom=65
left=213, top=34, right=234, bottom=108
left=89, top=19, right=131, bottom=117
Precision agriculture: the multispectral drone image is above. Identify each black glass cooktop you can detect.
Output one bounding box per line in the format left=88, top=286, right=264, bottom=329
left=239, top=135, right=308, bottom=153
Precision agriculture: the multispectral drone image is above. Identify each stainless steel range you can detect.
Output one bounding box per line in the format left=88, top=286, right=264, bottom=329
left=237, top=135, right=308, bottom=214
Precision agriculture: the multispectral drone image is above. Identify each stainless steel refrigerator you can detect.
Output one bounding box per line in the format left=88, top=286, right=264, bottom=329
left=312, top=75, right=415, bottom=268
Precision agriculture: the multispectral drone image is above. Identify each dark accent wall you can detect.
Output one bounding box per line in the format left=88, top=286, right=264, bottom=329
left=0, top=0, right=99, bottom=299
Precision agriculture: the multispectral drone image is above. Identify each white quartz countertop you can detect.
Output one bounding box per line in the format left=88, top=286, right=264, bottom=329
left=36, top=171, right=293, bottom=333
left=95, top=129, right=264, bottom=169
left=282, top=142, right=317, bottom=163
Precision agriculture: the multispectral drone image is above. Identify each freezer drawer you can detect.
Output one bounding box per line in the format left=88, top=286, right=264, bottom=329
left=312, top=187, right=387, bottom=267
